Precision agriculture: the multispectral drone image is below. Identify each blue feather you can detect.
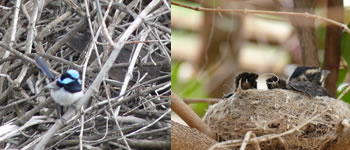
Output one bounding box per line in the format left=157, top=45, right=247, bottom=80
left=35, top=55, right=55, bottom=81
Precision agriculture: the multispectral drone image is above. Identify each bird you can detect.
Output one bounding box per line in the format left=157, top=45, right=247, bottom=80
left=224, top=66, right=331, bottom=99
left=35, top=55, right=83, bottom=117
left=222, top=72, right=258, bottom=99
left=287, top=66, right=330, bottom=97
left=234, top=72, right=259, bottom=91
left=265, top=75, right=287, bottom=90
left=234, top=72, right=287, bottom=91
left=264, top=66, right=330, bottom=97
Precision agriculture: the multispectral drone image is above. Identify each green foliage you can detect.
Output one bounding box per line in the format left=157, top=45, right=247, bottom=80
left=337, top=88, right=350, bottom=103
left=335, top=68, right=350, bottom=102
left=337, top=68, right=347, bottom=87
left=316, top=26, right=326, bottom=50
left=172, top=61, right=209, bottom=117
left=341, top=24, right=350, bottom=68
left=338, top=25, right=350, bottom=102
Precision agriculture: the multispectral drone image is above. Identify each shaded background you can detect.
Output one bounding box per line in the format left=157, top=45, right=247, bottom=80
left=172, top=0, right=350, bottom=121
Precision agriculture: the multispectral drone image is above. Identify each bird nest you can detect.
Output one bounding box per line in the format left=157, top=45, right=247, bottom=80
left=203, top=88, right=350, bottom=150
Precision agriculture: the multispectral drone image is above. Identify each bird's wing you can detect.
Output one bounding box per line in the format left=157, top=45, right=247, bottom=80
left=288, top=82, right=330, bottom=97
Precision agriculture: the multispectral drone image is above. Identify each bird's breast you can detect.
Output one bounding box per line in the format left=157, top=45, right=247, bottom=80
left=50, top=88, right=83, bottom=106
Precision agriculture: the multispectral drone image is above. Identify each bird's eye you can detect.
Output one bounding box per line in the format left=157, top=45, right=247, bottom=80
left=315, top=74, right=321, bottom=79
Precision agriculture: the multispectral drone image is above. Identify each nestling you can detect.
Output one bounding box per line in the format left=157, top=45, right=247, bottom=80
left=287, top=66, right=330, bottom=97
left=227, top=66, right=331, bottom=98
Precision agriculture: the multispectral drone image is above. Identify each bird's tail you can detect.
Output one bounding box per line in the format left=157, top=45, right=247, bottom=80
left=35, top=55, right=55, bottom=81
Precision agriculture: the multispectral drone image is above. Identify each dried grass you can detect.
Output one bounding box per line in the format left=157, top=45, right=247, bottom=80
left=204, top=89, right=350, bottom=150
left=0, top=0, right=170, bottom=149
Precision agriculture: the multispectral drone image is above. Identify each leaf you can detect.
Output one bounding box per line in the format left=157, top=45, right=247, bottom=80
left=341, top=24, right=350, bottom=69
left=337, top=85, right=350, bottom=103
left=337, top=68, right=347, bottom=87
left=171, top=62, right=209, bottom=117
left=171, top=62, right=180, bottom=87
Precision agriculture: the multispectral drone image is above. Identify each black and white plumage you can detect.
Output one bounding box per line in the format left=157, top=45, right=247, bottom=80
left=226, top=66, right=331, bottom=98
left=222, top=72, right=258, bottom=99
left=287, top=66, right=330, bottom=97
left=35, top=55, right=83, bottom=115
left=266, top=75, right=287, bottom=90
left=234, top=72, right=259, bottom=91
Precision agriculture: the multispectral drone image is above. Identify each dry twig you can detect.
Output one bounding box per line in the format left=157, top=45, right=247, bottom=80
left=0, top=0, right=170, bottom=149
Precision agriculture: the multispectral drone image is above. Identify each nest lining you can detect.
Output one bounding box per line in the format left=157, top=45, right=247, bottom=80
left=203, top=89, right=350, bottom=150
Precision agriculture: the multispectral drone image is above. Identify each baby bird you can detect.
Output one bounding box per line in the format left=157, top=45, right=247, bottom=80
left=222, top=72, right=258, bottom=99
left=287, top=66, right=330, bottom=97
left=234, top=72, right=259, bottom=91
left=225, top=66, right=331, bottom=99
left=266, top=75, right=287, bottom=90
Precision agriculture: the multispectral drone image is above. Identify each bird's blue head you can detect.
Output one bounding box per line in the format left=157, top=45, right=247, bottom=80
left=57, top=69, right=82, bottom=93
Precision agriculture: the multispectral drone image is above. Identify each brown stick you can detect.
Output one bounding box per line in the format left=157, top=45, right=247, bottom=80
left=171, top=91, right=216, bottom=139
left=183, top=98, right=221, bottom=104
left=323, top=0, right=343, bottom=97
left=171, top=1, right=350, bottom=34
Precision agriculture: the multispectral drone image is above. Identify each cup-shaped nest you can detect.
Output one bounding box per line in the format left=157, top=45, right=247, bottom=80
left=203, top=89, right=350, bottom=150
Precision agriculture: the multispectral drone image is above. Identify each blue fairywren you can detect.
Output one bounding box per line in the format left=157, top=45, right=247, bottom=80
left=35, top=55, right=83, bottom=116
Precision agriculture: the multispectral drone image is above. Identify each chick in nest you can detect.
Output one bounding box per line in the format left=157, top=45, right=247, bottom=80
left=222, top=72, right=258, bottom=99
left=287, top=66, right=330, bottom=97
left=234, top=72, right=259, bottom=91
left=226, top=66, right=331, bottom=98
left=266, top=66, right=330, bottom=97
left=266, top=75, right=287, bottom=90
left=265, top=66, right=331, bottom=97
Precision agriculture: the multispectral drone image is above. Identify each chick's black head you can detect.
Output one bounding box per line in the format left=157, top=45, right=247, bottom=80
left=234, top=72, right=258, bottom=90
left=288, top=66, right=329, bottom=86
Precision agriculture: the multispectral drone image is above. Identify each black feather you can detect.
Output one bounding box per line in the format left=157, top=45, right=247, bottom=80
left=266, top=76, right=287, bottom=89
left=234, top=72, right=258, bottom=91
left=287, top=66, right=331, bottom=97
left=288, top=81, right=330, bottom=97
